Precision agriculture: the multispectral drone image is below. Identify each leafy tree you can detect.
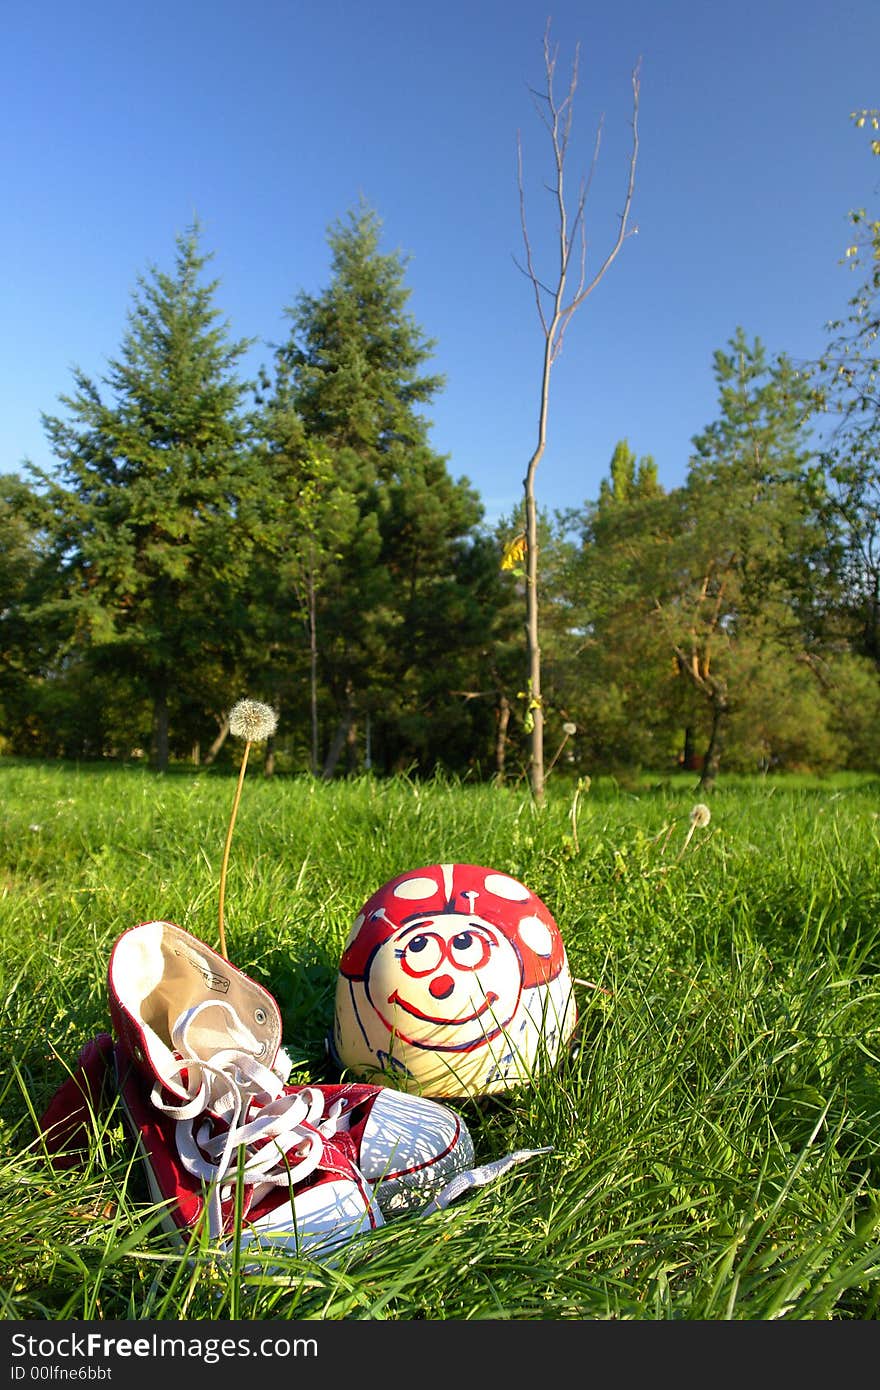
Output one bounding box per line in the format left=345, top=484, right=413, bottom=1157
left=813, top=649, right=880, bottom=767
left=30, top=226, right=254, bottom=769
left=597, top=438, right=661, bottom=511
left=566, top=340, right=820, bottom=789
left=724, top=637, right=880, bottom=773
left=815, top=110, right=880, bottom=666
left=563, top=445, right=681, bottom=773
left=654, top=330, right=817, bottom=789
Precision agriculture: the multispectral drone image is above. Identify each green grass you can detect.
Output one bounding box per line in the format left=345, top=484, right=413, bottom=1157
left=2, top=758, right=879, bottom=1320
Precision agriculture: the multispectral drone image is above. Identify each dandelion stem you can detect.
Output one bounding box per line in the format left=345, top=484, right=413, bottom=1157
left=675, top=822, right=697, bottom=861
left=546, top=722, right=577, bottom=781
left=569, top=783, right=581, bottom=853
left=573, top=977, right=613, bottom=997
left=218, top=742, right=252, bottom=961
left=545, top=732, right=570, bottom=779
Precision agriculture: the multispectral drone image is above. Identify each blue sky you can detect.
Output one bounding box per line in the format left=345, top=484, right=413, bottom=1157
left=3, top=0, right=878, bottom=527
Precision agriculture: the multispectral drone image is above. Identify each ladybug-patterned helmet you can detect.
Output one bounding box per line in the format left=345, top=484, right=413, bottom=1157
left=328, top=863, right=578, bottom=1097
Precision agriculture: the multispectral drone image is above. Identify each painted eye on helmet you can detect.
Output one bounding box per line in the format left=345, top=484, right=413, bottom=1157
left=448, top=929, right=493, bottom=972
left=399, top=933, right=444, bottom=978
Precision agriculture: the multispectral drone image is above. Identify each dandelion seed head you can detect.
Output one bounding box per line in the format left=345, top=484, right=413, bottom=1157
left=690, top=803, right=711, bottom=828
left=562, top=721, right=577, bottom=736
left=228, top=699, right=278, bottom=743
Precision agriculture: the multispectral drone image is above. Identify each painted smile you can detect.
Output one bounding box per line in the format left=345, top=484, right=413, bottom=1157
left=387, top=989, right=499, bottom=1026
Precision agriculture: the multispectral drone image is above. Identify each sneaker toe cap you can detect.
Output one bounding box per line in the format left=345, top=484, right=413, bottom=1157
left=359, top=1090, right=475, bottom=1215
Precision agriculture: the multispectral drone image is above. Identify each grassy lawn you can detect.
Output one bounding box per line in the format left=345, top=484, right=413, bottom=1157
left=1, top=759, right=879, bottom=1320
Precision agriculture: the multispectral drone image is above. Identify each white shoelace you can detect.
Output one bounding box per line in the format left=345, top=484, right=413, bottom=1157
left=422, top=1145, right=553, bottom=1214
left=149, top=1000, right=553, bottom=1244
left=150, top=1002, right=346, bottom=1239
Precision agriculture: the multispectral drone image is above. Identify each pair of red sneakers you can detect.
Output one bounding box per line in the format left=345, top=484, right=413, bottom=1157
left=38, top=920, right=481, bottom=1262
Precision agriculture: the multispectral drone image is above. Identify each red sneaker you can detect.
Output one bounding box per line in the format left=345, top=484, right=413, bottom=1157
left=40, top=920, right=478, bottom=1258
left=107, top=921, right=384, bottom=1258
left=37, top=1032, right=116, bottom=1170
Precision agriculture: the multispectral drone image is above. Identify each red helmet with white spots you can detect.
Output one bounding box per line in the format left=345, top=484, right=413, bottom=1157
left=329, top=864, right=578, bottom=1098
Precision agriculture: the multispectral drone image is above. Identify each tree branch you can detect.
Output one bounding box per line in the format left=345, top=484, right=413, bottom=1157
left=562, top=60, right=641, bottom=320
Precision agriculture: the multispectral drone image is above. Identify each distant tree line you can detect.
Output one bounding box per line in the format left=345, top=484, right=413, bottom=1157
left=1, top=121, right=878, bottom=786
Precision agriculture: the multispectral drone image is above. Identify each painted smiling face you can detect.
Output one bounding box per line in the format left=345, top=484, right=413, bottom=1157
left=329, top=864, right=578, bottom=1098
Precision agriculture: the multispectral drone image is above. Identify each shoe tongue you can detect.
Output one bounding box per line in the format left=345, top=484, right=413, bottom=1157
left=172, top=1001, right=263, bottom=1065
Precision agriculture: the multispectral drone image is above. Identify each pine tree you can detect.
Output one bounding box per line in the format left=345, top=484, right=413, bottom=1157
left=273, top=202, right=483, bottom=775
left=32, top=226, right=254, bottom=768
left=0, top=474, right=47, bottom=744
left=284, top=201, right=444, bottom=470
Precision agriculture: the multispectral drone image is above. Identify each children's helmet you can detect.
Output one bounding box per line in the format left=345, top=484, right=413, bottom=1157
left=329, top=863, right=577, bottom=1098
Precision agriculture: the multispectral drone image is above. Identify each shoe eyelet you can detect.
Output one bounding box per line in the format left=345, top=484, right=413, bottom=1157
left=254, top=1008, right=267, bottom=1026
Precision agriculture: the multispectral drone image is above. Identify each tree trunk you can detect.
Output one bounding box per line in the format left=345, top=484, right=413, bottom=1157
left=698, top=694, right=728, bottom=793
left=345, top=716, right=359, bottom=774
left=524, top=453, right=545, bottom=805
left=203, top=718, right=230, bottom=766
left=152, top=682, right=169, bottom=772
left=682, top=725, right=697, bottom=771
left=322, top=681, right=356, bottom=780
left=494, top=693, right=511, bottom=784
left=865, top=572, right=879, bottom=667
left=308, top=568, right=320, bottom=776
